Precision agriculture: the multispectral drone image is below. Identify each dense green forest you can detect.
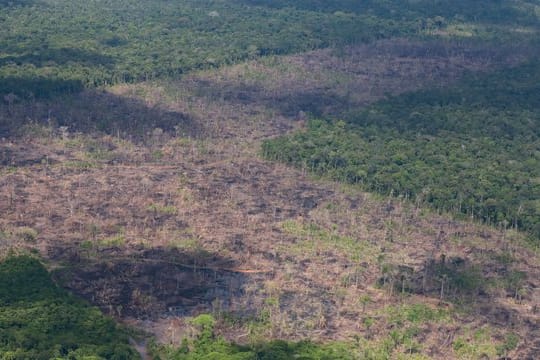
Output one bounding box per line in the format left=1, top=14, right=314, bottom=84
left=1, top=0, right=539, bottom=98
left=0, top=0, right=404, bottom=97
left=240, top=0, right=540, bottom=25
left=0, top=255, right=139, bottom=359
left=263, top=61, right=540, bottom=241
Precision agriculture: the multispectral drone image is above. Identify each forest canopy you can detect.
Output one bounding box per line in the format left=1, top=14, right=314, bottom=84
left=0, top=255, right=138, bottom=359
left=263, top=61, right=540, bottom=241
left=1, top=0, right=539, bottom=98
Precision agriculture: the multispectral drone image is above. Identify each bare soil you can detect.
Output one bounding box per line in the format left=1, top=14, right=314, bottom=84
left=1, top=38, right=539, bottom=358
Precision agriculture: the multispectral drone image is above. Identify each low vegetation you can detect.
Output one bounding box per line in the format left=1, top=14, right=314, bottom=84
left=151, top=314, right=356, bottom=360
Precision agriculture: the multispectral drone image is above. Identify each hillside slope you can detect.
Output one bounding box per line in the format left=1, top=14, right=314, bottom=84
left=2, top=0, right=540, bottom=358
left=1, top=37, right=539, bottom=358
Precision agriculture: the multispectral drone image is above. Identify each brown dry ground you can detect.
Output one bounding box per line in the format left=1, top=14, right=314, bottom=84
left=1, top=39, right=539, bottom=358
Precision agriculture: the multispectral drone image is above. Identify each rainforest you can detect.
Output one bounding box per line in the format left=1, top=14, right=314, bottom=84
left=1, top=0, right=539, bottom=359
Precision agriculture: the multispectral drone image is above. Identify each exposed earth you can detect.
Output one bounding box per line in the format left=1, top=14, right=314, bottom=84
left=1, top=39, right=539, bottom=358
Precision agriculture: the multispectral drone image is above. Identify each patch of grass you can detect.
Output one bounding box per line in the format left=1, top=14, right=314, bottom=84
left=98, top=233, right=126, bottom=248
left=148, top=203, right=178, bottom=215
left=85, top=145, right=116, bottom=162
left=151, top=150, right=164, bottom=161
left=452, top=327, right=519, bottom=359
left=0, top=166, right=19, bottom=176
left=80, top=240, right=93, bottom=250
left=62, top=138, right=85, bottom=149
left=14, top=226, right=38, bottom=243
left=356, top=303, right=450, bottom=359
left=496, top=332, right=519, bottom=357
left=385, top=303, right=449, bottom=327
left=62, top=160, right=99, bottom=170
left=17, top=123, right=54, bottom=139
left=150, top=314, right=358, bottom=359
left=452, top=327, right=500, bottom=359
left=280, top=219, right=376, bottom=262
left=168, top=237, right=200, bottom=251
left=359, top=334, right=429, bottom=360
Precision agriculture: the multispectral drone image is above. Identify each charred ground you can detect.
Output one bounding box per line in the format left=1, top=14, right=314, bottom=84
left=1, top=39, right=539, bottom=358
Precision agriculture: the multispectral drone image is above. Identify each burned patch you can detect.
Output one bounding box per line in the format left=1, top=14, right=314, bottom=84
left=51, top=247, right=255, bottom=320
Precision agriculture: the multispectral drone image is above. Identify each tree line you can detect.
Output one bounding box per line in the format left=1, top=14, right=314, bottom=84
left=2, top=0, right=538, bottom=98
left=263, top=61, right=540, bottom=241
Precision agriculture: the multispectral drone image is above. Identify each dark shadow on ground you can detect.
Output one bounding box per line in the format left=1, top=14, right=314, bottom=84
left=183, top=39, right=540, bottom=128
left=49, top=246, right=256, bottom=320
left=191, top=80, right=352, bottom=119
left=0, top=88, right=200, bottom=141
left=0, top=48, right=115, bottom=69
left=0, top=76, right=84, bottom=99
